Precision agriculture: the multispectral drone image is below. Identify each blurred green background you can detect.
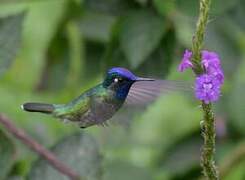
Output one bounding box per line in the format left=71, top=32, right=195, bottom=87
left=0, top=0, right=245, bottom=179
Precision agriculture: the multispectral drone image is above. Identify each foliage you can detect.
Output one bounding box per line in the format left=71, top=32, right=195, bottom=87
left=0, top=130, right=16, bottom=179
left=0, top=0, right=245, bottom=179
left=28, top=133, right=102, bottom=180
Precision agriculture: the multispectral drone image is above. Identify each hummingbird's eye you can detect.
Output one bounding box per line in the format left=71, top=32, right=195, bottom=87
left=114, top=78, right=119, bottom=83
left=114, top=77, right=123, bottom=83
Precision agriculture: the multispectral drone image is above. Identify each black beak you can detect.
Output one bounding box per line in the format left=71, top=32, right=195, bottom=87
left=136, top=77, right=155, bottom=81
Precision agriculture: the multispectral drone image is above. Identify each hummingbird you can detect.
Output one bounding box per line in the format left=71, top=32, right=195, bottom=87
left=22, top=67, right=187, bottom=128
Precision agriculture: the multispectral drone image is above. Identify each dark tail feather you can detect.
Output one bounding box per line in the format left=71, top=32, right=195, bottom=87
left=21, top=103, right=54, bottom=114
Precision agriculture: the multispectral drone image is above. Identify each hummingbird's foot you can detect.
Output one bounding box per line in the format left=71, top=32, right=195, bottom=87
left=98, top=121, right=109, bottom=127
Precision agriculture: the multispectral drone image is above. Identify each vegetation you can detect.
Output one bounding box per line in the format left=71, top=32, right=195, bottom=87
left=0, top=0, right=245, bottom=179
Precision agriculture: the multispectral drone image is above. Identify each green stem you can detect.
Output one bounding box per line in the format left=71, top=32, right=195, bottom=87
left=191, top=0, right=219, bottom=179
left=192, top=0, right=211, bottom=75
left=200, top=103, right=219, bottom=179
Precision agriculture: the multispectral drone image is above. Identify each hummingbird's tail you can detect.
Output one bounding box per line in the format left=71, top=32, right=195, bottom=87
left=21, top=103, right=54, bottom=114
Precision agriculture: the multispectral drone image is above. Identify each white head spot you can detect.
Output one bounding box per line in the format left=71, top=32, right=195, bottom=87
left=114, top=78, right=119, bottom=83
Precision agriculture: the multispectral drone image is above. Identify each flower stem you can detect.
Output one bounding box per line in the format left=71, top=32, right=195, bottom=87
left=192, top=0, right=211, bottom=75
left=191, top=0, right=220, bottom=179
left=201, top=103, right=219, bottom=179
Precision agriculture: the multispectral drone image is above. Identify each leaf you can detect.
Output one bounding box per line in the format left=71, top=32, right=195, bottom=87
left=83, top=41, right=106, bottom=82
left=176, top=0, right=239, bottom=17
left=130, top=93, right=201, bottom=166
left=7, top=159, right=29, bottom=178
left=28, top=133, right=102, bottom=180
left=0, top=0, right=69, bottom=90
left=103, top=160, right=153, bottom=180
left=66, top=21, right=84, bottom=89
left=153, top=0, right=176, bottom=16
left=35, top=33, right=70, bottom=91
left=83, top=0, right=136, bottom=16
left=135, top=0, right=148, bottom=6
left=224, top=162, right=245, bottom=180
left=160, top=136, right=201, bottom=177
left=231, top=1, right=245, bottom=29
left=0, top=129, right=16, bottom=179
left=172, top=12, right=195, bottom=48
left=205, top=17, right=242, bottom=76
left=211, top=0, right=239, bottom=15
left=175, top=0, right=199, bottom=17
left=229, top=58, right=245, bottom=135
left=78, top=11, right=116, bottom=43
left=119, top=10, right=166, bottom=68
left=135, top=29, right=176, bottom=78
left=0, top=12, right=25, bottom=76
left=102, top=19, right=130, bottom=71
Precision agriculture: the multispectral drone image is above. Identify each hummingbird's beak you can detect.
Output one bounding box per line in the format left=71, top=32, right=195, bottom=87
left=136, top=77, right=155, bottom=81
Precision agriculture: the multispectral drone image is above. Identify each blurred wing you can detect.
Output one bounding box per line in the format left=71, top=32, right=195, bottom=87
left=125, top=80, right=190, bottom=106
left=109, top=80, right=191, bottom=127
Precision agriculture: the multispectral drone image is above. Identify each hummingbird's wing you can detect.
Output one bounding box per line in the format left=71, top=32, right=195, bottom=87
left=109, top=80, right=191, bottom=127
left=125, top=80, right=191, bottom=106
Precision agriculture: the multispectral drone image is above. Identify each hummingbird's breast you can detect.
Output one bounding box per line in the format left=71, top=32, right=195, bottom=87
left=86, top=90, right=124, bottom=126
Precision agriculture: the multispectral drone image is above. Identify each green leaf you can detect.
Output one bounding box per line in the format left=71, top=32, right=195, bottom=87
left=102, top=19, right=129, bottom=70
left=84, top=0, right=136, bottom=16
left=119, top=10, right=166, bottom=68
left=176, top=0, right=239, bottom=17
left=103, top=160, right=153, bottom=180
left=224, top=161, right=245, bottom=180
left=135, top=29, right=175, bottom=78
left=135, top=0, right=148, bottom=6
left=28, top=133, right=102, bottom=180
left=229, top=58, right=245, bottom=135
left=175, top=0, right=199, bottom=17
left=0, top=129, right=16, bottom=179
left=153, top=0, right=176, bottom=16
left=160, top=136, right=201, bottom=177
left=211, top=0, right=239, bottom=15
left=232, top=0, right=245, bottom=29
left=0, top=12, right=25, bottom=76
left=130, top=93, right=201, bottom=166
left=172, top=13, right=195, bottom=47
left=205, top=17, right=242, bottom=76
left=7, top=160, right=29, bottom=178
left=0, top=0, right=69, bottom=90
left=66, top=21, right=84, bottom=89
left=83, top=41, right=106, bottom=82
left=78, top=11, right=116, bottom=43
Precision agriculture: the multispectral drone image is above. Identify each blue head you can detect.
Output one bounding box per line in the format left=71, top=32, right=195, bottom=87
left=103, top=67, right=153, bottom=100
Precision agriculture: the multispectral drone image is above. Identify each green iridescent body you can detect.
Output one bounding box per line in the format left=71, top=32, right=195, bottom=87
left=22, top=67, right=177, bottom=128
left=53, top=84, right=124, bottom=128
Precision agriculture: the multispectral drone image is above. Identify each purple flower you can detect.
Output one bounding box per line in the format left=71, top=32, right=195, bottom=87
left=207, top=66, right=224, bottom=84
left=195, top=74, right=221, bottom=104
left=201, top=50, right=224, bottom=84
left=201, top=50, right=220, bottom=69
left=178, top=50, right=193, bottom=72
left=178, top=49, right=224, bottom=104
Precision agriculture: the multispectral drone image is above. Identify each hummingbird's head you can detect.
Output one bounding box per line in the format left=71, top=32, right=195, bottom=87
left=103, top=67, right=153, bottom=100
